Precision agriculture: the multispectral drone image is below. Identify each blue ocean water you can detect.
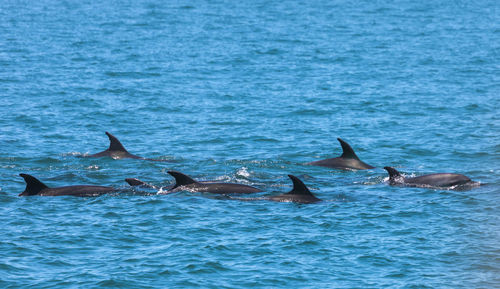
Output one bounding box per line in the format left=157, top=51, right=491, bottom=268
left=1, top=0, right=499, bottom=287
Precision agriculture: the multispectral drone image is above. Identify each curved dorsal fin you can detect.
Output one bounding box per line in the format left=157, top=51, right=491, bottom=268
left=125, top=178, right=146, bottom=186
left=384, top=166, right=402, bottom=180
left=105, top=132, right=129, bottom=152
left=19, top=174, right=49, bottom=196
left=168, top=171, right=198, bottom=189
left=338, top=138, right=360, bottom=160
left=287, top=175, right=314, bottom=196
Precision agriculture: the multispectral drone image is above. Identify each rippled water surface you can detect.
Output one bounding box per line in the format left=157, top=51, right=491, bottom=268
left=1, top=1, right=499, bottom=288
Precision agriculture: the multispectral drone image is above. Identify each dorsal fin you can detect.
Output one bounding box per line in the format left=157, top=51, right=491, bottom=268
left=125, top=178, right=146, bottom=186
left=338, top=138, right=360, bottom=160
left=105, top=132, right=129, bottom=152
left=384, top=166, right=402, bottom=180
left=19, top=174, right=49, bottom=196
left=286, top=175, right=314, bottom=196
left=168, top=171, right=198, bottom=189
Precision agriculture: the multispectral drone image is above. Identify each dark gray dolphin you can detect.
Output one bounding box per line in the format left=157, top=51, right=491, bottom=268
left=383, top=166, right=474, bottom=188
left=166, top=171, right=262, bottom=194
left=19, top=174, right=117, bottom=197
left=306, top=138, right=375, bottom=170
left=85, top=132, right=169, bottom=161
left=266, top=175, right=321, bottom=204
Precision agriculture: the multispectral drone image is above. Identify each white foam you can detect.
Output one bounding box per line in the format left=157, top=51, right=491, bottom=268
left=157, top=187, right=166, bottom=195
left=236, top=167, right=250, bottom=178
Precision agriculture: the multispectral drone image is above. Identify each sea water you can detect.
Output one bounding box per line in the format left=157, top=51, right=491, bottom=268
left=0, top=1, right=499, bottom=288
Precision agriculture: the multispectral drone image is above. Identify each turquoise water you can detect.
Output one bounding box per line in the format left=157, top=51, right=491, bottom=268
left=1, top=0, right=499, bottom=288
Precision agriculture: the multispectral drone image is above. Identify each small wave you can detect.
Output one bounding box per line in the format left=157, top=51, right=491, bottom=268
left=104, top=71, right=161, bottom=78
left=85, top=165, right=100, bottom=170
left=236, top=167, right=251, bottom=178
left=255, top=48, right=283, bottom=55
left=63, top=152, right=85, bottom=157
left=0, top=164, right=16, bottom=169
left=448, top=181, right=481, bottom=191
left=157, top=187, right=176, bottom=195
left=393, top=181, right=482, bottom=191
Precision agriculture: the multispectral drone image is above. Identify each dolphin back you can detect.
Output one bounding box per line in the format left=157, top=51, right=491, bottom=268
left=307, top=138, right=374, bottom=170
left=267, top=175, right=321, bottom=203
left=86, top=131, right=143, bottom=159
left=406, top=173, right=472, bottom=187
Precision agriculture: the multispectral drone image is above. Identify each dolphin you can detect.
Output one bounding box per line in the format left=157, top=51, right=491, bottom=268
left=383, top=166, right=474, bottom=188
left=19, top=174, right=118, bottom=197
left=85, top=132, right=169, bottom=161
left=306, top=138, right=375, bottom=170
left=166, top=171, right=262, bottom=194
left=266, top=175, right=322, bottom=204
